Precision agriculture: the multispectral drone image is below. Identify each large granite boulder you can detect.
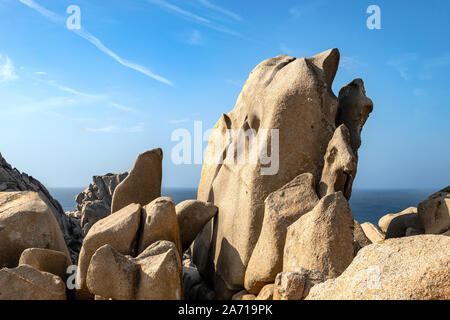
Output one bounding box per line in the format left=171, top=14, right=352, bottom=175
left=111, top=148, right=162, bottom=213
left=0, top=153, right=83, bottom=263
left=19, top=248, right=70, bottom=281
left=418, top=187, right=450, bottom=234
left=0, top=265, right=66, bottom=300
left=244, top=173, right=319, bottom=294
left=0, top=191, right=71, bottom=268
left=306, top=235, right=450, bottom=300
left=283, top=192, right=354, bottom=278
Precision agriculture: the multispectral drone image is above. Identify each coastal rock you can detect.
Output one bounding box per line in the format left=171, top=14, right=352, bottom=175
left=353, top=220, right=372, bottom=255
left=87, top=241, right=183, bottom=300
left=273, top=269, right=326, bottom=300
left=0, top=191, right=71, bottom=268
left=318, top=124, right=357, bottom=200
left=19, top=248, right=70, bottom=281
left=232, top=290, right=256, bottom=301
left=361, top=222, right=385, bottom=243
left=336, top=78, right=374, bottom=155
left=111, top=148, right=162, bottom=213
left=378, top=207, right=417, bottom=232
left=183, top=265, right=215, bottom=300
left=418, top=187, right=450, bottom=234
left=176, top=200, right=218, bottom=253
left=255, top=284, right=274, bottom=300
left=283, top=192, right=354, bottom=278
left=385, top=213, right=424, bottom=239
left=0, top=153, right=82, bottom=263
left=138, top=197, right=182, bottom=257
left=194, top=49, right=344, bottom=299
left=306, top=235, right=450, bottom=300
left=245, top=173, right=319, bottom=294
left=80, top=200, right=111, bottom=234
left=77, top=203, right=141, bottom=299
left=0, top=265, right=66, bottom=300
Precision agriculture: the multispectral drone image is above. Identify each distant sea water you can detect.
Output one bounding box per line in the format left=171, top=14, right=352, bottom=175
left=49, top=188, right=435, bottom=226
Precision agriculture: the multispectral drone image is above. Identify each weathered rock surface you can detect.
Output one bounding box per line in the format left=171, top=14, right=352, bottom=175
left=138, top=197, right=182, bottom=256
left=0, top=153, right=83, bottom=263
left=361, top=222, right=385, bottom=243
left=232, top=290, right=256, bottom=300
left=318, top=125, right=357, bottom=200
left=245, top=173, right=319, bottom=294
left=273, top=269, right=327, bottom=300
left=194, top=49, right=344, bottom=299
left=385, top=212, right=424, bottom=239
left=255, top=284, right=274, bottom=300
left=87, top=241, right=183, bottom=300
left=176, top=200, right=218, bottom=253
left=378, top=207, right=417, bottom=232
left=111, top=148, right=162, bottom=213
left=418, top=187, right=450, bottom=234
left=0, top=265, right=66, bottom=300
left=79, top=200, right=111, bottom=234
left=183, top=265, right=215, bottom=300
left=306, top=235, right=450, bottom=300
left=283, top=192, right=354, bottom=278
left=353, top=220, right=372, bottom=255
left=0, top=191, right=71, bottom=268
left=77, top=203, right=141, bottom=298
left=19, top=248, right=70, bottom=281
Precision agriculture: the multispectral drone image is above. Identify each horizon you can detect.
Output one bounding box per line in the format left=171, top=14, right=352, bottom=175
left=1, top=0, right=449, bottom=189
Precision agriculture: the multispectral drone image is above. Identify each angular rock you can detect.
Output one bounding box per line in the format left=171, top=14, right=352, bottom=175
left=353, top=220, right=372, bottom=255
left=418, top=187, right=450, bottom=234
left=176, top=200, right=218, bottom=253
left=273, top=269, right=326, bottom=300
left=245, top=173, right=319, bottom=294
left=194, top=49, right=344, bottom=299
left=378, top=207, right=417, bottom=232
left=385, top=213, right=424, bottom=239
left=19, top=248, right=70, bottom=281
left=0, top=153, right=82, bottom=263
left=283, top=192, right=354, bottom=278
left=306, top=235, right=450, bottom=300
left=80, top=200, right=111, bottom=234
left=255, top=284, right=274, bottom=300
left=77, top=203, right=141, bottom=299
left=111, top=148, right=162, bottom=213
left=0, top=191, right=71, bottom=268
left=87, top=241, right=183, bottom=300
left=232, top=290, right=256, bottom=301
left=336, top=78, right=374, bottom=155
left=0, top=265, right=66, bottom=300
left=361, top=222, right=385, bottom=243
left=318, top=124, right=357, bottom=200
left=138, top=197, right=182, bottom=257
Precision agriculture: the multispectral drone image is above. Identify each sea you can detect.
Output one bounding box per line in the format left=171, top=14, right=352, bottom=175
left=49, top=188, right=436, bottom=226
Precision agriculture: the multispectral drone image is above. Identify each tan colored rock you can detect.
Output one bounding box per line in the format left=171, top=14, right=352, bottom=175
left=232, top=290, right=256, bottom=301
left=418, top=187, right=450, bottom=234
left=138, top=197, right=182, bottom=256
left=19, top=248, right=70, bottom=281
left=194, top=49, right=344, bottom=299
left=111, top=148, right=162, bottom=213
left=244, top=173, right=319, bottom=294
left=336, top=78, right=373, bottom=155
left=361, top=222, right=385, bottom=243
left=385, top=212, right=424, bottom=239
left=379, top=207, right=417, bottom=232
left=306, top=235, right=450, bottom=300
left=318, top=125, right=357, bottom=200
left=176, top=200, right=217, bottom=253
left=0, top=191, right=71, bottom=268
left=283, top=192, right=354, bottom=278
left=77, top=203, right=141, bottom=299
left=86, top=241, right=183, bottom=300
left=273, top=269, right=327, bottom=300
left=255, top=284, right=274, bottom=300
left=353, top=220, right=372, bottom=255
left=0, top=265, right=66, bottom=300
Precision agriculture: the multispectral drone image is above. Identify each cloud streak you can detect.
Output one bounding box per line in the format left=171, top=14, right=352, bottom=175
left=19, top=0, right=173, bottom=86
left=0, top=55, right=19, bottom=82
left=198, top=0, right=243, bottom=21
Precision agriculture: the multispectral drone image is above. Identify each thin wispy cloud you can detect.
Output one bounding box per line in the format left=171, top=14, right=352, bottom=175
left=19, top=0, right=173, bottom=86
left=47, top=79, right=105, bottom=99
left=169, top=118, right=190, bottom=124
left=82, top=122, right=144, bottom=133
left=340, top=56, right=366, bottom=70
left=35, top=71, right=47, bottom=75
left=387, top=53, right=419, bottom=80
left=187, top=30, right=203, bottom=45
left=198, top=0, right=243, bottom=21
left=289, top=0, right=326, bottom=19
left=146, top=0, right=239, bottom=36
left=0, top=55, right=19, bottom=82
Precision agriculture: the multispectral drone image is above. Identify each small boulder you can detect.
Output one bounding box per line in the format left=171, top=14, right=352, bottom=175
left=232, top=290, right=256, bottom=301
left=176, top=200, right=218, bottom=253
left=273, top=269, right=326, bottom=300
left=80, top=200, right=111, bottom=234
left=385, top=213, right=424, bottom=239
left=378, top=207, right=417, bottom=232
left=418, top=187, right=450, bottom=234
left=19, top=248, right=70, bottom=281
left=283, top=192, right=354, bottom=278
left=111, top=148, right=162, bottom=213
left=255, top=284, right=274, bottom=300
left=361, top=222, right=385, bottom=243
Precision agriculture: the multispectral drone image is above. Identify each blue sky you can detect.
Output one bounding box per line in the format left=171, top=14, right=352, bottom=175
left=0, top=0, right=449, bottom=189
